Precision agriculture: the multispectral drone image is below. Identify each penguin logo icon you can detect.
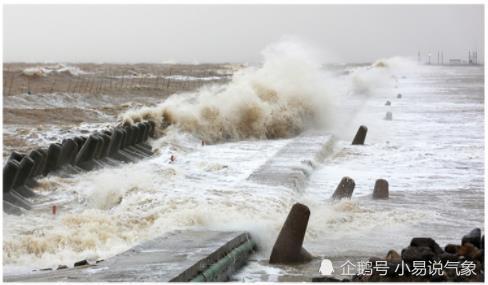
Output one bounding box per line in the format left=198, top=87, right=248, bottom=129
left=319, top=259, right=334, bottom=276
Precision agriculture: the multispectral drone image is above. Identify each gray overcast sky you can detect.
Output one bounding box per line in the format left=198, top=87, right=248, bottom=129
left=3, top=4, right=484, bottom=63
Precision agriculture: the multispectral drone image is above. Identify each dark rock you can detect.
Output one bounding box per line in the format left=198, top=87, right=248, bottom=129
left=311, top=276, right=344, bottom=282
left=462, top=228, right=481, bottom=249
left=401, top=246, right=435, bottom=263
left=372, top=179, right=389, bottom=199
left=458, top=242, right=481, bottom=261
left=332, top=177, right=355, bottom=200
left=410, top=237, right=443, bottom=255
left=444, top=244, right=460, bottom=254
left=368, top=256, right=382, bottom=263
left=439, top=252, right=459, bottom=263
left=430, top=274, right=448, bottom=282
left=269, top=203, right=313, bottom=264
left=73, top=260, right=89, bottom=267
left=351, top=125, right=368, bottom=145
left=384, top=261, right=401, bottom=277
left=366, top=260, right=402, bottom=279
left=385, top=249, right=401, bottom=262
left=351, top=274, right=370, bottom=282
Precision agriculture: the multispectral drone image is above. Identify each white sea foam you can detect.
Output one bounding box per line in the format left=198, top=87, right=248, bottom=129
left=22, top=64, right=89, bottom=77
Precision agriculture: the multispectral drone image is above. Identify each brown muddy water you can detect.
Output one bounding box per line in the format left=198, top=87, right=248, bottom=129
left=3, top=63, right=238, bottom=157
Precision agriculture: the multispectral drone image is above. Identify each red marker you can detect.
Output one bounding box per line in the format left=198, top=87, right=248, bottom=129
left=52, top=205, right=57, bottom=215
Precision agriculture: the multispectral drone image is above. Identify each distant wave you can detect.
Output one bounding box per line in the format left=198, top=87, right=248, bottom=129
left=120, top=40, right=417, bottom=143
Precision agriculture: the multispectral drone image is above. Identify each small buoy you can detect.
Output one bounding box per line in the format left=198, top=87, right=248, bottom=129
left=52, top=205, right=57, bottom=215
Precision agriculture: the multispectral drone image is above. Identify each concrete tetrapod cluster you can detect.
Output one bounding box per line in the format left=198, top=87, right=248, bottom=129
left=271, top=91, right=407, bottom=272
left=384, top=91, right=403, bottom=121
left=331, top=177, right=389, bottom=200
left=348, top=126, right=390, bottom=199
left=3, top=121, right=155, bottom=215
left=268, top=126, right=390, bottom=265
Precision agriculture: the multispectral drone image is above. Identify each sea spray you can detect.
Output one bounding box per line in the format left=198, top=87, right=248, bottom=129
left=120, top=40, right=337, bottom=143
left=120, top=42, right=417, bottom=143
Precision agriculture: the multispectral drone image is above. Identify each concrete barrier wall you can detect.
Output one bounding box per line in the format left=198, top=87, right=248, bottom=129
left=3, top=121, right=155, bottom=214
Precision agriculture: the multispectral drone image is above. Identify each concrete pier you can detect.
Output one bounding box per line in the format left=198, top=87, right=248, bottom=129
left=248, top=132, right=335, bottom=191
left=4, top=231, right=256, bottom=282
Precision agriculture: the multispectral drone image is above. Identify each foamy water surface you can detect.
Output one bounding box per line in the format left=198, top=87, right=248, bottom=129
left=3, top=62, right=483, bottom=280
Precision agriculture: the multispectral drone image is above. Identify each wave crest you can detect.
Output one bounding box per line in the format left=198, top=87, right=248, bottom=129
left=120, top=40, right=333, bottom=143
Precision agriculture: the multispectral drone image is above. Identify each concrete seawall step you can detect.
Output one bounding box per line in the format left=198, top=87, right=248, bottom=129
left=4, top=230, right=256, bottom=282
left=247, top=132, right=335, bottom=191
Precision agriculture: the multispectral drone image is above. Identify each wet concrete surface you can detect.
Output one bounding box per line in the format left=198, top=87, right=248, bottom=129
left=248, top=132, right=335, bottom=191
left=5, top=230, right=253, bottom=282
